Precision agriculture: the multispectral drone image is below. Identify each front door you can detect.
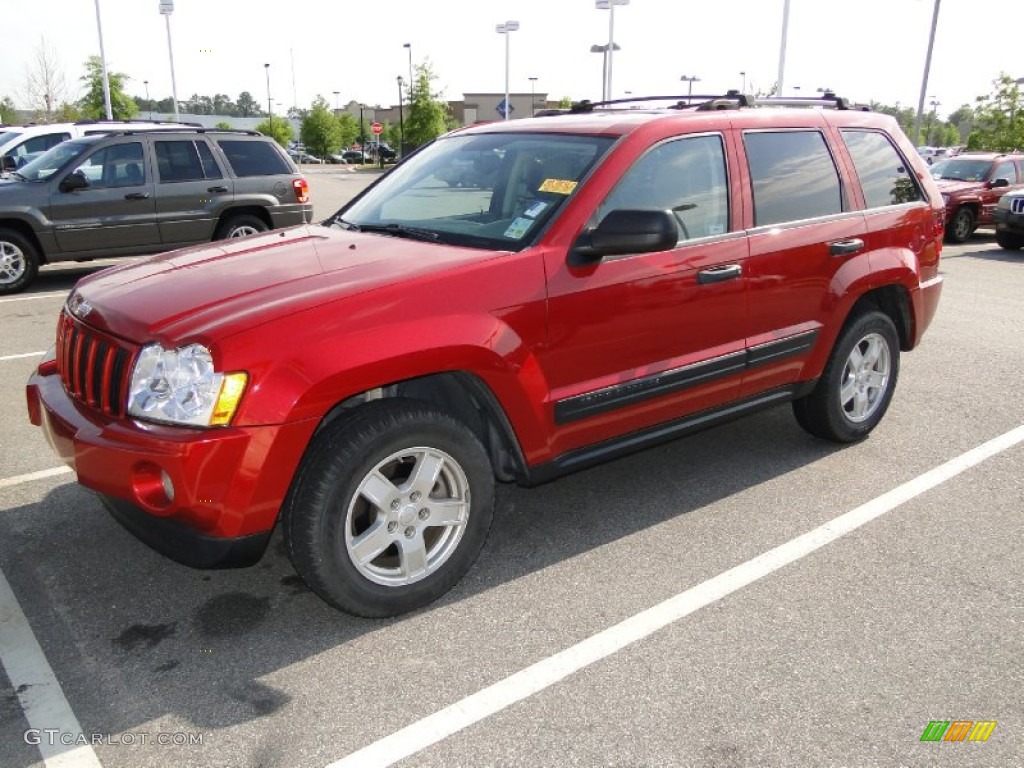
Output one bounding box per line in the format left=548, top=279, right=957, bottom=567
left=541, top=133, right=749, bottom=458
left=49, top=140, right=159, bottom=255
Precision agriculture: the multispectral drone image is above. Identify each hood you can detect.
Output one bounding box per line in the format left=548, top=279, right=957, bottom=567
left=73, top=224, right=489, bottom=343
left=934, top=179, right=984, bottom=195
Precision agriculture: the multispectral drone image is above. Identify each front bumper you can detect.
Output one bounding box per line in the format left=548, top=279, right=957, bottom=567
left=994, top=208, right=1024, bottom=234
left=27, top=363, right=317, bottom=568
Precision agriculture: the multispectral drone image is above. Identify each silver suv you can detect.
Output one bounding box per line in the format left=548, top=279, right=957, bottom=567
left=0, top=128, right=312, bottom=294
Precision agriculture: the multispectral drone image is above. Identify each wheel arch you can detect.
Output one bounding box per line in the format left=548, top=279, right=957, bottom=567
left=0, top=219, right=47, bottom=265
left=215, top=206, right=273, bottom=233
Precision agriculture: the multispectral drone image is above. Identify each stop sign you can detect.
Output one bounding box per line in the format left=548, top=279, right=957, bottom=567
left=371, top=122, right=383, bottom=135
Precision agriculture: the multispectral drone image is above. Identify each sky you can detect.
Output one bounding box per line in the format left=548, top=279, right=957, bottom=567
left=1, top=0, right=1018, bottom=121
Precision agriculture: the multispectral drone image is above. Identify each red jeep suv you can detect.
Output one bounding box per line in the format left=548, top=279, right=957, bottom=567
left=27, top=94, right=944, bottom=616
left=929, top=151, right=1024, bottom=242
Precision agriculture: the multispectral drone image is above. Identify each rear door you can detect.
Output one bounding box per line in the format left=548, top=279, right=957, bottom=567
left=737, top=124, right=868, bottom=398
left=153, top=138, right=231, bottom=245
left=48, top=139, right=160, bottom=255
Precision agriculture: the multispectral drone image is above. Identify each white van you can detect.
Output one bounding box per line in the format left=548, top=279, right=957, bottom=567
left=0, top=120, right=199, bottom=172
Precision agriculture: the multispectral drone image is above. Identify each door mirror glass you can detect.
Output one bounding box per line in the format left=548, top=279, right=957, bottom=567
left=59, top=170, right=90, bottom=193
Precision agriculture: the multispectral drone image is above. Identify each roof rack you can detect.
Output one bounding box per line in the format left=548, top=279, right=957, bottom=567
left=540, top=91, right=870, bottom=115
left=73, top=118, right=204, bottom=126
left=97, top=127, right=261, bottom=137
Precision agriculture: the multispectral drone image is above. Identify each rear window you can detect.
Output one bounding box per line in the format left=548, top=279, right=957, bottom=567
left=841, top=130, right=923, bottom=208
left=216, top=140, right=292, bottom=177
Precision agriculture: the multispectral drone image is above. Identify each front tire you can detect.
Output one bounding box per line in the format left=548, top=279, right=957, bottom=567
left=214, top=214, right=269, bottom=240
left=944, top=207, right=975, bottom=244
left=792, top=310, right=900, bottom=443
left=0, top=228, right=40, bottom=295
left=284, top=400, right=495, bottom=617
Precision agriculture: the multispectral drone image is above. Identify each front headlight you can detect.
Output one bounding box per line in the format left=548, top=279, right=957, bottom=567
left=127, top=343, right=248, bottom=427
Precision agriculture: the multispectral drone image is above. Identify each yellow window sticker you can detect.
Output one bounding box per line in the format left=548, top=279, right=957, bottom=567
left=538, top=178, right=578, bottom=195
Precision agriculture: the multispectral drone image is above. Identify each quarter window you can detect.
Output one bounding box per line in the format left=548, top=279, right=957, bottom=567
left=597, top=134, right=729, bottom=241
left=992, top=160, right=1016, bottom=184
left=217, top=140, right=292, bottom=177
left=841, top=130, right=923, bottom=208
left=744, top=131, right=843, bottom=226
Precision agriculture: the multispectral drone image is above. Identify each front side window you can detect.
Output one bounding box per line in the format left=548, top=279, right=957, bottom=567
left=992, top=160, right=1016, bottom=184
left=337, top=132, right=614, bottom=250
left=71, top=142, right=145, bottom=188
left=841, top=130, right=923, bottom=208
left=744, top=130, right=843, bottom=227
left=595, top=134, right=729, bottom=241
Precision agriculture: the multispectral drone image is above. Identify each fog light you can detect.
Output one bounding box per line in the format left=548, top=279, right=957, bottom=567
left=131, top=462, right=174, bottom=512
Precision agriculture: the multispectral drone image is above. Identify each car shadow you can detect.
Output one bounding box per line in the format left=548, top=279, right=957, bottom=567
left=0, top=404, right=844, bottom=755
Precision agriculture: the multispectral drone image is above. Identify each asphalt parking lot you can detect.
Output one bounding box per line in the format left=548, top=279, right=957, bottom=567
left=1, top=176, right=1022, bottom=768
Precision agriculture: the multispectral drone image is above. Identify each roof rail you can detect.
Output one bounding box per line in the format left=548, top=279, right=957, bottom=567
left=535, top=91, right=871, bottom=116
left=72, top=118, right=203, bottom=126
left=98, top=127, right=261, bottom=137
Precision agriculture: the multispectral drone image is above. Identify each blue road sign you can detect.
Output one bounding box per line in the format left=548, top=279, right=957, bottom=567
left=496, top=99, right=514, bottom=118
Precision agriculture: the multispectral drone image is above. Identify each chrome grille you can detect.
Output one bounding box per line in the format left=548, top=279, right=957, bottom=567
left=56, top=312, right=134, bottom=417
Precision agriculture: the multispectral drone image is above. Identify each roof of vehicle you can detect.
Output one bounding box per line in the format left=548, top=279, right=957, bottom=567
left=948, top=151, right=1023, bottom=160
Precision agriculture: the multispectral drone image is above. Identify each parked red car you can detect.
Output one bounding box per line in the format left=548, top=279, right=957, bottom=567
left=929, top=151, right=1024, bottom=242
left=27, top=94, right=944, bottom=616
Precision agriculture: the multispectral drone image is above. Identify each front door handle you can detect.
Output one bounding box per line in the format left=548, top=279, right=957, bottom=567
left=696, top=264, right=742, bottom=285
left=124, top=192, right=150, bottom=200
left=829, top=238, right=864, bottom=256
left=208, top=186, right=228, bottom=193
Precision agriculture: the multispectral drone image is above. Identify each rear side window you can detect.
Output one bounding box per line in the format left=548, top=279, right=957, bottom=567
left=216, top=140, right=291, bottom=177
left=155, top=141, right=205, bottom=182
left=841, top=130, right=923, bottom=208
left=744, top=131, right=843, bottom=226
left=196, top=141, right=223, bottom=179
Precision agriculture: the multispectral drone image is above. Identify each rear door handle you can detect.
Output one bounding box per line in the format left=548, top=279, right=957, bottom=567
left=123, top=192, right=150, bottom=200
left=829, top=238, right=864, bottom=256
left=696, top=264, right=742, bottom=285
left=208, top=186, right=228, bottom=193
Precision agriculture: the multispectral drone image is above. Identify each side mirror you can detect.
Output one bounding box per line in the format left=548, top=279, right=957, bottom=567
left=571, top=209, right=678, bottom=263
left=0, top=155, right=16, bottom=172
left=990, top=178, right=1010, bottom=189
left=59, top=171, right=89, bottom=193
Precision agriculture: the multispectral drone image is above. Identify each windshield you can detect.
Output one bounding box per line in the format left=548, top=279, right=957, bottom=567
left=335, top=132, right=615, bottom=250
left=16, top=139, right=95, bottom=181
left=930, top=158, right=992, bottom=182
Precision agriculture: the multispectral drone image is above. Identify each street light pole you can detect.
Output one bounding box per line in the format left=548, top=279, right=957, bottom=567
left=144, top=80, right=150, bottom=119
left=333, top=90, right=340, bottom=114
left=93, top=0, right=113, bottom=119
left=596, top=0, right=629, bottom=101
left=403, top=43, right=413, bottom=95
left=529, top=76, right=538, bottom=116
left=740, top=71, right=747, bottom=93
left=927, top=97, right=940, bottom=145
left=777, top=0, right=790, bottom=95
left=680, top=75, right=700, bottom=102
left=264, top=63, right=272, bottom=130
left=359, top=103, right=365, bottom=149
left=397, top=76, right=405, bottom=155
left=158, top=1, right=179, bottom=122
left=913, top=0, right=942, bottom=146
left=496, top=21, right=519, bottom=120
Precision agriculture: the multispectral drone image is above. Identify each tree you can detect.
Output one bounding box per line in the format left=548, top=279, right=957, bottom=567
left=215, top=121, right=232, bottom=130
left=337, top=113, right=359, bottom=148
left=22, top=38, right=68, bottom=120
left=869, top=101, right=916, bottom=138
left=558, top=96, right=573, bottom=109
left=405, top=61, right=451, bottom=149
left=54, top=102, right=81, bottom=121
left=946, top=104, right=974, bottom=144
left=967, top=74, right=1024, bottom=152
left=237, top=91, right=260, bottom=117
left=255, top=118, right=292, bottom=147
left=0, top=96, right=16, bottom=124
left=78, top=56, right=138, bottom=120
left=300, top=96, right=343, bottom=159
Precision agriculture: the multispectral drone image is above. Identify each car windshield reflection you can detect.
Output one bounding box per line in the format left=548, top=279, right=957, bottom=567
left=16, top=139, right=94, bottom=182
left=335, top=132, right=614, bottom=250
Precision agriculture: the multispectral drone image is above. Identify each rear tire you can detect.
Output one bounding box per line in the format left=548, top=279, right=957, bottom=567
left=792, top=310, right=900, bottom=443
left=283, top=400, right=495, bottom=617
left=214, top=214, right=269, bottom=240
left=0, top=228, right=40, bottom=295
left=944, top=207, right=975, bottom=244
left=995, top=230, right=1024, bottom=251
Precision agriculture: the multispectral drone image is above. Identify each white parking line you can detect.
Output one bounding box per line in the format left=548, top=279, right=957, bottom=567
left=0, top=467, right=73, bottom=490
left=326, top=423, right=1024, bottom=768
left=0, top=568, right=103, bottom=767
left=0, top=351, right=45, bottom=363
left=0, top=291, right=68, bottom=304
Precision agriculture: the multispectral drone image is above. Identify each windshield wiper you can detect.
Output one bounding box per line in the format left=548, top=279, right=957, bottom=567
left=325, top=214, right=360, bottom=230
left=357, top=223, right=441, bottom=242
